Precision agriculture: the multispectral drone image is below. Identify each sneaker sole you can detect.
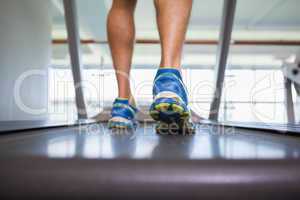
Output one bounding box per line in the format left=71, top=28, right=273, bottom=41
left=150, top=101, right=195, bottom=134
left=150, top=102, right=190, bottom=122
left=108, top=121, right=135, bottom=130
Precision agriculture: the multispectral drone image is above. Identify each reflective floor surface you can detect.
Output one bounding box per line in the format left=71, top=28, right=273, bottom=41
left=1, top=123, right=300, bottom=160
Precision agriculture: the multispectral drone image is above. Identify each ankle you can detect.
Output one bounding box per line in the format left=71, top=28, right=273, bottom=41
left=159, top=59, right=181, bottom=69
left=159, top=65, right=181, bottom=70
left=159, top=66, right=180, bottom=69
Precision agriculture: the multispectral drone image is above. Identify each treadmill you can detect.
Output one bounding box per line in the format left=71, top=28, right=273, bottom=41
left=1, top=120, right=300, bottom=199
left=1, top=0, right=300, bottom=199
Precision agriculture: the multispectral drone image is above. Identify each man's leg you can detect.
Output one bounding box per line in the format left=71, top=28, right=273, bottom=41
left=151, top=0, right=194, bottom=134
left=107, top=0, right=138, bottom=129
left=107, top=0, right=137, bottom=103
left=154, top=0, right=193, bottom=68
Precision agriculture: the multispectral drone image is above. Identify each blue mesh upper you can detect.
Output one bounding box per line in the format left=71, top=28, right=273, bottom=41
left=111, top=98, right=137, bottom=120
left=153, top=68, right=188, bottom=104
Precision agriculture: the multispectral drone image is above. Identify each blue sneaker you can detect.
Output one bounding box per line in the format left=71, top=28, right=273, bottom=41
left=108, top=98, right=138, bottom=129
left=150, top=68, right=191, bottom=123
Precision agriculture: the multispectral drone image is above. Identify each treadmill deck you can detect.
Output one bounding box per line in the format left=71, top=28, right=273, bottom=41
left=0, top=122, right=300, bottom=159
left=1, top=123, right=300, bottom=199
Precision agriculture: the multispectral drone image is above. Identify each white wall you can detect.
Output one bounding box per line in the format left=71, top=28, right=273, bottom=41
left=0, top=0, right=51, bottom=121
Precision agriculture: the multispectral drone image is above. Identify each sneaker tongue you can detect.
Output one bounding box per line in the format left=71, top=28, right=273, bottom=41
left=156, top=68, right=182, bottom=79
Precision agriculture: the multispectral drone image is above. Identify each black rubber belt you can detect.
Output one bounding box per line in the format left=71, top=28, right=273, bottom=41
left=0, top=157, right=300, bottom=199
